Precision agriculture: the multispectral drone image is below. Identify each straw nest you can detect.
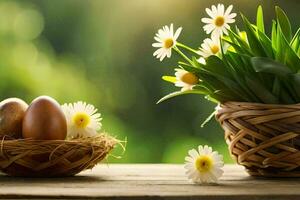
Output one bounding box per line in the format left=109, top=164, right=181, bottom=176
left=216, top=102, right=300, bottom=177
left=0, top=134, right=118, bottom=177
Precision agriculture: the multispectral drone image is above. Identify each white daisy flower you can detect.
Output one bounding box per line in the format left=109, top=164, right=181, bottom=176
left=175, top=68, right=199, bottom=91
left=152, top=24, right=182, bottom=61
left=61, top=101, right=102, bottom=138
left=198, top=37, right=222, bottom=58
left=197, top=57, right=206, bottom=65
left=184, top=145, right=224, bottom=184
left=201, top=4, right=236, bottom=37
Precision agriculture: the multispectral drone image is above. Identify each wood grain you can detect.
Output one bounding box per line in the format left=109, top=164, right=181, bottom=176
left=0, top=164, right=299, bottom=200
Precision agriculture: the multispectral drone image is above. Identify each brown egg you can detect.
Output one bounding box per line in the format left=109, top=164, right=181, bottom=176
left=22, top=96, right=67, bottom=140
left=0, top=98, right=28, bottom=139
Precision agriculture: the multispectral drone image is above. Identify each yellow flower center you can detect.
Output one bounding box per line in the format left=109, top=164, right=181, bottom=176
left=195, top=155, right=213, bottom=172
left=181, top=72, right=199, bottom=85
left=72, top=112, right=90, bottom=128
left=214, top=16, right=225, bottom=27
left=210, top=45, right=220, bottom=54
left=164, top=38, right=174, bottom=48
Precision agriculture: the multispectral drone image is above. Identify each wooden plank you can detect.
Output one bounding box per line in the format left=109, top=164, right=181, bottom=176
left=0, top=164, right=299, bottom=200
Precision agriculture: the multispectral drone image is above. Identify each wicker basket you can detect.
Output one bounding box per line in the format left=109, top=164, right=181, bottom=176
left=0, top=134, right=117, bottom=177
left=216, top=102, right=300, bottom=177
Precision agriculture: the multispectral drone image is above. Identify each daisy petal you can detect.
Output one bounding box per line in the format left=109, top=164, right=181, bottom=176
left=205, top=8, right=215, bottom=18
left=174, top=27, right=182, bottom=40
left=202, top=4, right=236, bottom=36
left=201, top=17, right=214, bottom=24
left=188, top=149, right=199, bottom=158
left=152, top=43, right=163, bottom=47
left=152, top=24, right=182, bottom=61
left=62, top=101, right=102, bottom=139
left=225, top=5, right=233, bottom=16
left=184, top=145, right=224, bottom=184
left=218, top=4, right=224, bottom=16
left=228, top=13, right=237, bottom=19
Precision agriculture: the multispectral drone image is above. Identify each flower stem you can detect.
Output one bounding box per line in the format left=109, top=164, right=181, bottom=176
left=173, top=47, right=194, bottom=66
left=176, top=42, right=199, bottom=54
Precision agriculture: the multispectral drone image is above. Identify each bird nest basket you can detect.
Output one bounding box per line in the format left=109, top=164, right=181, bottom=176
left=216, top=102, right=300, bottom=177
left=0, top=134, right=117, bottom=177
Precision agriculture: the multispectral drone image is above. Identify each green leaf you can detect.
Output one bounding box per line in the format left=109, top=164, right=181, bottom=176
left=271, top=20, right=277, bottom=50
left=178, top=63, right=201, bottom=75
left=157, top=90, right=207, bottom=104
left=257, top=29, right=274, bottom=58
left=227, top=29, right=253, bottom=55
left=224, top=54, right=261, bottom=102
left=256, top=5, right=265, bottom=33
left=212, top=90, right=237, bottom=101
left=245, top=77, right=279, bottom=104
left=276, top=23, right=285, bottom=62
left=277, top=24, right=300, bottom=72
left=251, top=57, right=299, bottom=103
left=288, top=73, right=300, bottom=100
left=272, top=77, right=280, bottom=97
left=251, top=57, right=293, bottom=76
left=241, top=14, right=266, bottom=56
left=291, top=28, right=300, bottom=53
left=162, top=76, right=176, bottom=83
left=204, top=95, right=219, bottom=104
left=279, top=85, right=295, bottom=104
left=275, top=6, right=292, bottom=41
left=225, top=52, right=245, bottom=71
left=203, top=56, right=230, bottom=77
left=223, top=38, right=250, bottom=55
left=197, top=71, right=244, bottom=101
left=178, top=61, right=190, bottom=67
left=204, top=70, right=250, bottom=101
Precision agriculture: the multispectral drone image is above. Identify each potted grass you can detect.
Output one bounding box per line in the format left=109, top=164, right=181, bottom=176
left=153, top=4, right=300, bottom=177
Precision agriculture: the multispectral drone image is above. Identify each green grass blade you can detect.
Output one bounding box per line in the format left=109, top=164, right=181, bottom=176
left=157, top=89, right=207, bottom=104
left=245, top=77, right=279, bottom=103
left=277, top=24, right=300, bottom=71
left=256, top=5, right=265, bottom=33
left=291, top=28, right=300, bottom=53
left=241, top=14, right=266, bottom=56
left=275, top=6, right=292, bottom=41
left=251, top=57, right=293, bottom=76
left=257, top=30, right=274, bottom=58
left=204, top=56, right=231, bottom=77
left=271, top=20, right=277, bottom=50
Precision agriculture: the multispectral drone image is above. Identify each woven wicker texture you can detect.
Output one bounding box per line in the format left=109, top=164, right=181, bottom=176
left=0, top=134, right=117, bottom=177
left=216, top=102, right=300, bottom=177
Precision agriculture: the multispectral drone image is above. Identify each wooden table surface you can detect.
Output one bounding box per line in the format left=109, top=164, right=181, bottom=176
left=0, top=164, right=299, bottom=200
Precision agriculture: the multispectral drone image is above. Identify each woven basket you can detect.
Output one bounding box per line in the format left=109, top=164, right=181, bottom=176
left=0, top=134, right=117, bottom=177
left=216, top=102, right=300, bottom=177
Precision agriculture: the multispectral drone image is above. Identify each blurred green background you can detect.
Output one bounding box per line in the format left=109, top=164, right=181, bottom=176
left=0, top=0, right=299, bottom=163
